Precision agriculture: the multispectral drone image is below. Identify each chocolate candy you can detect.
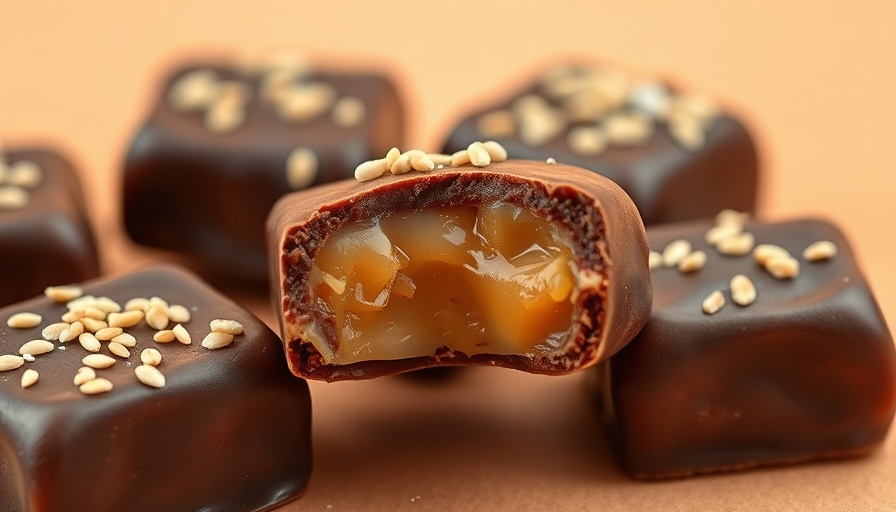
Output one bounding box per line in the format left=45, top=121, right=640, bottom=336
left=123, top=57, right=405, bottom=281
left=592, top=217, right=896, bottom=478
left=268, top=158, right=652, bottom=381
left=441, top=63, right=759, bottom=224
left=0, top=146, right=100, bottom=307
left=0, top=265, right=312, bottom=511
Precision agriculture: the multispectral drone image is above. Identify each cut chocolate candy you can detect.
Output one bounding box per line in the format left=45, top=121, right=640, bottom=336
left=592, top=218, right=896, bottom=478
left=441, top=63, right=759, bottom=224
left=268, top=159, right=652, bottom=381
left=123, top=58, right=405, bottom=281
left=0, top=146, right=100, bottom=307
left=0, top=265, right=312, bottom=511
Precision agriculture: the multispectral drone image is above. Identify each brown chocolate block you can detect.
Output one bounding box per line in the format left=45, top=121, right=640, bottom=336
left=0, top=147, right=100, bottom=307
left=0, top=265, right=312, bottom=511
left=123, top=59, right=405, bottom=281
left=441, top=63, right=759, bottom=224
left=268, top=159, right=652, bottom=381
left=592, top=218, right=896, bottom=478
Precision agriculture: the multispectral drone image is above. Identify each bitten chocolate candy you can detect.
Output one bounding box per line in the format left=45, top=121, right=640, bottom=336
left=0, top=265, right=312, bottom=511
left=123, top=57, right=405, bottom=281
left=0, top=146, right=100, bottom=307
left=441, top=63, right=759, bottom=224
left=592, top=217, right=896, bottom=478
left=268, top=159, right=652, bottom=381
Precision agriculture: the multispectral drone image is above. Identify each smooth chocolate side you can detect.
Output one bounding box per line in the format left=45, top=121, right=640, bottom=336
left=592, top=219, right=896, bottom=478
left=123, top=62, right=405, bottom=281
left=0, top=148, right=100, bottom=307
left=0, top=265, right=312, bottom=511
left=268, top=160, right=651, bottom=381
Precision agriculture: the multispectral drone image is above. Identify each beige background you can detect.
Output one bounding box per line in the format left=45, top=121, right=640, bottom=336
left=2, top=1, right=896, bottom=510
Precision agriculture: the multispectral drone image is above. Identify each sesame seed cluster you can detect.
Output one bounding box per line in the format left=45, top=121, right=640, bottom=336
left=353, top=140, right=508, bottom=182
left=0, top=284, right=245, bottom=395
left=476, top=64, right=719, bottom=155
left=648, top=209, right=839, bottom=315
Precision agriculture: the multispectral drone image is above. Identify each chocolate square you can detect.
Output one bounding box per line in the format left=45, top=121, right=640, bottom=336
left=592, top=218, right=896, bottom=477
left=441, top=63, right=759, bottom=224
left=123, top=59, right=405, bottom=280
left=0, top=265, right=312, bottom=511
left=0, top=147, right=100, bottom=307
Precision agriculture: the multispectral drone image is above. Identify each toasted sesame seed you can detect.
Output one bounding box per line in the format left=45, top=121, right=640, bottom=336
left=661, top=239, right=692, bottom=267
left=80, top=317, right=108, bottom=333
left=61, top=310, right=83, bottom=323
left=78, top=333, right=101, bottom=353
left=59, top=321, right=85, bottom=343
left=648, top=251, right=662, bottom=270
left=79, top=377, right=113, bottom=395
left=450, top=150, right=471, bottom=166
left=286, top=147, right=319, bottom=190
left=82, top=354, right=116, bottom=369
left=73, top=366, right=96, bottom=386
left=141, top=348, right=162, bottom=366
left=95, top=327, right=123, bottom=341
left=0, top=186, right=29, bottom=210
left=704, top=224, right=743, bottom=246
left=715, top=209, right=749, bottom=227
left=108, top=342, right=131, bottom=359
left=167, top=304, right=191, bottom=324
left=702, top=290, right=725, bottom=315
left=331, top=96, right=366, bottom=127
left=151, top=296, right=170, bottom=309
left=135, top=365, right=166, bottom=388
left=210, top=319, right=244, bottom=335
left=354, top=158, right=388, bottom=182
left=476, top=110, right=516, bottom=138
left=92, top=297, right=122, bottom=314
left=753, top=244, right=791, bottom=265
left=153, top=330, right=176, bottom=343
left=125, top=298, right=150, bottom=312
left=716, top=232, right=755, bottom=256
left=0, top=354, right=25, bottom=372
left=7, top=312, right=42, bottom=329
left=7, top=160, right=42, bottom=188
left=19, top=339, right=54, bottom=356
left=405, top=150, right=435, bottom=172
left=803, top=241, right=837, bottom=261
left=81, top=308, right=108, bottom=320
left=107, top=310, right=144, bottom=328
left=385, top=147, right=401, bottom=169
left=173, top=324, right=192, bottom=345
left=389, top=153, right=413, bottom=175
left=145, top=306, right=169, bottom=331
left=765, top=255, right=800, bottom=279
left=467, top=143, right=491, bottom=167
left=168, top=69, right=220, bottom=112
left=479, top=141, right=508, bottom=162
left=567, top=126, right=608, bottom=156
left=44, top=285, right=83, bottom=303
left=21, top=369, right=39, bottom=388
left=202, top=332, right=234, bottom=350
left=66, top=295, right=97, bottom=311
left=111, top=332, right=137, bottom=348
left=427, top=153, right=453, bottom=166
left=730, top=274, right=757, bottom=306
left=41, top=322, right=70, bottom=341
left=678, top=250, right=707, bottom=273
left=546, top=157, right=557, bottom=164
left=603, top=113, right=653, bottom=145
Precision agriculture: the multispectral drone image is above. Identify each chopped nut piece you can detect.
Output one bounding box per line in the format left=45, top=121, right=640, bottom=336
left=73, top=366, right=96, bottom=386
left=7, top=312, right=42, bottom=329
left=702, top=290, right=725, bottom=315
left=82, top=354, right=116, bottom=369
left=730, top=274, right=757, bottom=306
left=21, top=369, right=39, bottom=388
left=78, top=333, right=101, bottom=353
left=202, top=332, right=235, bottom=350
left=716, top=232, right=755, bottom=256
left=19, top=339, right=54, bottom=356
left=44, top=285, right=83, bottom=303
left=661, top=239, right=692, bottom=268
left=135, top=365, right=166, bottom=388
left=803, top=241, right=838, bottom=261
left=141, top=348, right=163, bottom=366
left=79, top=378, right=114, bottom=395
left=765, top=255, right=800, bottom=279
left=0, top=354, right=25, bottom=372
left=286, top=147, right=319, bottom=190
left=678, top=250, right=707, bottom=273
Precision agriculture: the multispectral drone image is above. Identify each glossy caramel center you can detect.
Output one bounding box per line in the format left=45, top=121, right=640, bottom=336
left=307, top=202, right=577, bottom=364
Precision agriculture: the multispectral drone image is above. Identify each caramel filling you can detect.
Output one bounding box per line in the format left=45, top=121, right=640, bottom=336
left=307, top=202, right=577, bottom=364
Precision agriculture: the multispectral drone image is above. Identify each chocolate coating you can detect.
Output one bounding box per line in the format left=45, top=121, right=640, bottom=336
left=441, top=67, right=759, bottom=225
left=592, top=219, right=896, bottom=478
left=123, top=62, right=405, bottom=281
left=268, top=160, right=652, bottom=381
left=0, top=265, right=312, bottom=511
left=0, top=147, right=100, bottom=307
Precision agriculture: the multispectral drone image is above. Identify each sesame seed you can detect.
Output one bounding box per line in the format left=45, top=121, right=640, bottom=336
left=704, top=224, right=742, bottom=246
left=59, top=321, right=85, bottom=343
left=450, top=150, right=471, bottom=167
left=389, top=153, right=413, bottom=175
left=384, top=147, right=401, bottom=169
left=108, top=342, right=131, bottom=359
left=41, top=322, right=70, bottom=341
left=19, top=339, right=54, bottom=356
left=476, top=110, right=516, bottom=138
left=331, top=96, right=366, bottom=127
left=0, top=354, right=25, bottom=372
left=603, top=113, right=653, bottom=145
left=204, top=101, right=245, bottom=134
left=405, top=150, right=435, bottom=172
left=173, top=324, right=192, bottom=345
left=764, top=255, right=800, bottom=279
left=669, top=116, right=705, bottom=151
left=479, top=141, right=508, bottom=162
left=107, top=310, right=144, bottom=328
left=210, top=319, right=244, bottom=335
left=153, top=330, right=176, bottom=343
left=730, top=274, right=757, bottom=306
left=168, top=69, right=220, bottom=112
left=79, top=317, right=108, bottom=333
left=803, top=241, right=837, bottom=261
left=111, top=333, right=137, bottom=348
left=124, top=298, right=150, bottom=312
left=286, top=147, right=319, bottom=190
left=567, top=126, right=608, bottom=156
left=202, top=332, right=235, bottom=350
left=78, top=333, right=101, bottom=353
left=145, top=306, right=170, bottom=331
left=677, top=250, right=707, bottom=273
left=661, top=239, right=692, bottom=267
left=716, top=232, right=755, bottom=256
left=21, top=369, right=39, bottom=388
left=82, top=354, right=116, bottom=370
left=354, top=158, right=388, bottom=182
left=44, top=285, right=83, bottom=303
left=73, top=367, right=96, bottom=386
left=7, top=160, right=43, bottom=188
left=135, top=365, right=166, bottom=388
left=277, top=82, right=336, bottom=123
left=648, top=251, right=662, bottom=270
left=753, top=244, right=792, bottom=265
left=702, top=290, right=725, bottom=315
left=7, top=312, right=42, bottom=329
left=715, top=209, right=749, bottom=227
left=95, top=327, right=123, bottom=341
left=141, top=348, right=162, bottom=366
left=546, top=157, right=557, bottom=164
left=92, top=297, right=122, bottom=314
left=167, top=304, right=191, bottom=324
left=467, top=143, right=491, bottom=167
left=79, top=378, right=114, bottom=395
left=0, top=186, right=29, bottom=210
left=426, top=153, right=453, bottom=167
